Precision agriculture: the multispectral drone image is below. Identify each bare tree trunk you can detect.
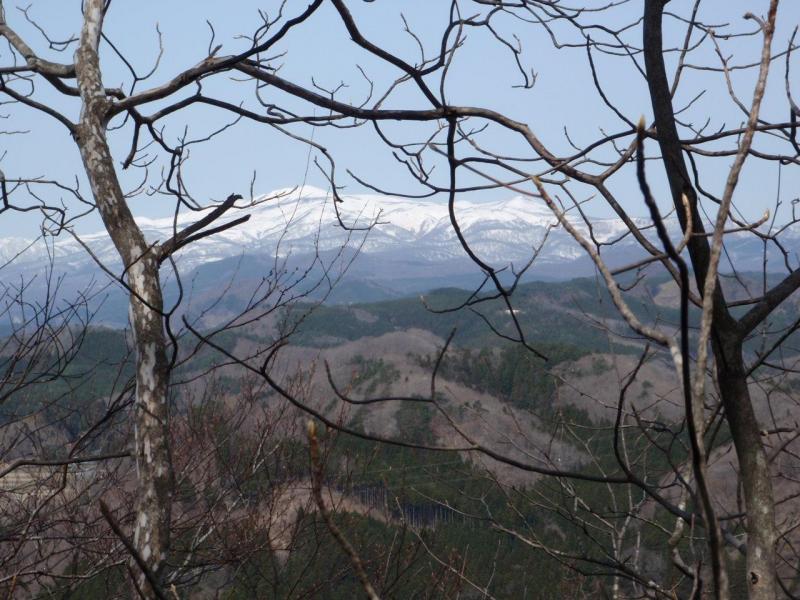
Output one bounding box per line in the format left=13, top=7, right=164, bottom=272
left=643, top=2, right=777, bottom=597
left=75, top=1, right=172, bottom=595
left=715, top=339, right=777, bottom=599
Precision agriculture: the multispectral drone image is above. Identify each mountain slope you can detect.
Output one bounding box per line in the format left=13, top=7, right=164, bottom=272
left=2, top=187, right=796, bottom=322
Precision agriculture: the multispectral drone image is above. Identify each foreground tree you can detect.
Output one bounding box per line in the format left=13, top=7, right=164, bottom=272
left=0, top=1, right=365, bottom=596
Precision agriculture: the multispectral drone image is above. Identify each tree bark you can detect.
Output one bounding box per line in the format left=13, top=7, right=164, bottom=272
left=75, top=1, right=172, bottom=596
left=715, top=337, right=777, bottom=600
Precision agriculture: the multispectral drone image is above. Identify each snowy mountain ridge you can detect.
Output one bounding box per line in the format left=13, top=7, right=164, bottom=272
left=0, top=186, right=632, bottom=272
left=1, top=186, right=795, bottom=306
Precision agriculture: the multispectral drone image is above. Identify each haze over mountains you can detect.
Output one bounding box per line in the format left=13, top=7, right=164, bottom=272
left=2, top=186, right=796, bottom=317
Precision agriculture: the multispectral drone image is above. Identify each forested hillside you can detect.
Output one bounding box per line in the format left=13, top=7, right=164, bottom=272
left=4, top=275, right=796, bottom=598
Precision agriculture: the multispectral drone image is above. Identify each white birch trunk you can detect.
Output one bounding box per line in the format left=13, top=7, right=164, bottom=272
left=75, top=2, right=173, bottom=596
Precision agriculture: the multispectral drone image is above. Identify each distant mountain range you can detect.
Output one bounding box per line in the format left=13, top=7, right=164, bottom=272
left=1, top=186, right=796, bottom=324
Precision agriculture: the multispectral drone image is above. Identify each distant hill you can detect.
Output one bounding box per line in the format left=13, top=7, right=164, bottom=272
left=2, top=186, right=798, bottom=327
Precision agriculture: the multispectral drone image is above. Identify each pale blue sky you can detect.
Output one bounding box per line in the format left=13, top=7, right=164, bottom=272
left=2, top=1, right=799, bottom=238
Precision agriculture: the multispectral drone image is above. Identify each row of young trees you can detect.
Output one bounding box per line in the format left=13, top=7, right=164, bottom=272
left=1, top=0, right=799, bottom=598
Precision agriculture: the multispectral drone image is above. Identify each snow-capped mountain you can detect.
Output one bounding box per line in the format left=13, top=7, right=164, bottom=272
left=1, top=186, right=796, bottom=319
left=0, top=186, right=620, bottom=273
